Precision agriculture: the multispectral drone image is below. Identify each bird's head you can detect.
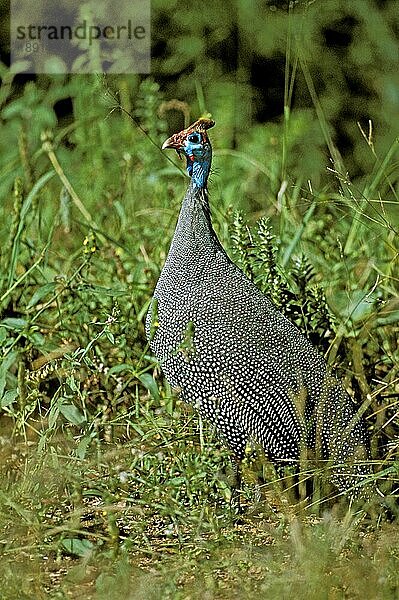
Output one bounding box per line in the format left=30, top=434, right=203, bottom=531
left=162, top=118, right=215, bottom=189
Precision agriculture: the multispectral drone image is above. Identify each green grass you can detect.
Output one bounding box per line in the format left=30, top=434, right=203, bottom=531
left=0, top=67, right=398, bottom=598
left=1, top=428, right=399, bottom=599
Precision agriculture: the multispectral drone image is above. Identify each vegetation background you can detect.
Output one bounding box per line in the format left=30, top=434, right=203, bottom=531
left=0, top=0, right=398, bottom=597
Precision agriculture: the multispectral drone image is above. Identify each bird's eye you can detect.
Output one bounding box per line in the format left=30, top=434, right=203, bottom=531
left=188, top=133, right=200, bottom=143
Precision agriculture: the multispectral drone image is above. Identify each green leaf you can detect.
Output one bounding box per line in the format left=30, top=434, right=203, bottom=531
left=26, top=282, right=56, bottom=309
left=348, top=297, right=377, bottom=323
left=7, top=171, right=55, bottom=288
left=168, top=477, right=185, bottom=486
left=105, top=331, right=115, bottom=344
left=27, top=331, right=45, bottom=346
left=60, top=404, right=85, bottom=425
left=137, top=373, right=160, bottom=400
left=1, top=389, right=18, bottom=407
left=79, top=284, right=127, bottom=297
left=75, top=434, right=93, bottom=459
left=332, top=290, right=378, bottom=323
left=107, top=363, right=135, bottom=376
left=66, top=376, right=79, bottom=392
left=0, top=351, right=18, bottom=398
left=0, top=318, right=27, bottom=330
left=376, top=309, right=399, bottom=326
left=61, top=538, right=93, bottom=557
left=48, top=404, right=59, bottom=429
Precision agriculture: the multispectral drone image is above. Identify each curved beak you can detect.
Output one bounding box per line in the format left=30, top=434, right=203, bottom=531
left=162, top=133, right=184, bottom=159
left=162, top=134, right=180, bottom=150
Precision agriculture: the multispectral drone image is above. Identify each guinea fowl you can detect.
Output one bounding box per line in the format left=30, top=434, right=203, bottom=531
left=146, top=118, right=372, bottom=498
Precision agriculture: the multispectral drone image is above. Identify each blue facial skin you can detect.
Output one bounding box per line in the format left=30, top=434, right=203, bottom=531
left=183, top=132, right=212, bottom=190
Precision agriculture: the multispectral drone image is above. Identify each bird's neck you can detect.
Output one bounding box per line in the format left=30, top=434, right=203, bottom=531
left=174, top=181, right=216, bottom=247
left=158, top=181, right=223, bottom=286
left=186, top=153, right=211, bottom=190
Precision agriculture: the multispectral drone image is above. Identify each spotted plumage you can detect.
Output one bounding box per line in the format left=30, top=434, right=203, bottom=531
left=146, top=118, right=372, bottom=497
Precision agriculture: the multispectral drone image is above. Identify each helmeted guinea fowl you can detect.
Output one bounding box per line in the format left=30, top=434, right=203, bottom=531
left=146, top=118, right=372, bottom=497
